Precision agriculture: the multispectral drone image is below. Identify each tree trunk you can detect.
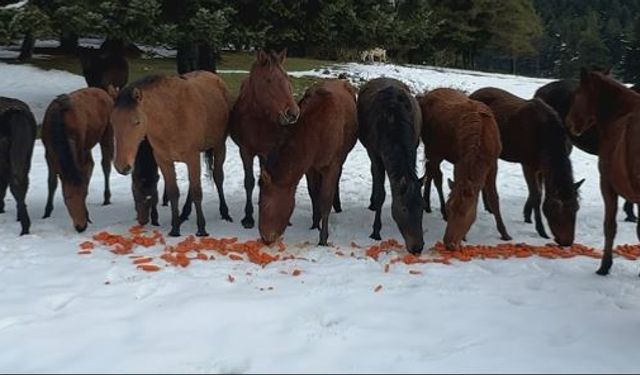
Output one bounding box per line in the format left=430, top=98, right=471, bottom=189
left=18, top=31, right=35, bottom=61
left=60, top=31, right=79, bottom=53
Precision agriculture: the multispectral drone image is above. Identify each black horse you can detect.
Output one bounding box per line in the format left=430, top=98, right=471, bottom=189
left=132, top=139, right=192, bottom=226
left=78, top=47, right=129, bottom=90
left=0, top=97, right=37, bottom=235
left=535, top=79, right=637, bottom=222
left=357, top=78, right=424, bottom=255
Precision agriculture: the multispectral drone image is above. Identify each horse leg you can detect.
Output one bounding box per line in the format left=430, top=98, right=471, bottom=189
left=306, top=170, right=321, bottom=230
left=100, top=124, right=113, bottom=205
left=212, top=144, right=232, bottom=222
left=43, top=151, right=58, bottom=219
left=368, top=158, right=377, bottom=211
left=522, top=165, right=535, bottom=223
left=150, top=192, right=160, bottom=226
left=597, top=179, right=618, bottom=276
left=187, top=154, right=207, bottom=237
left=431, top=162, right=447, bottom=221
left=0, top=175, right=7, bottom=214
left=240, top=147, right=255, bottom=229
left=162, top=188, right=168, bottom=206
left=85, top=156, right=94, bottom=224
left=157, top=159, right=181, bottom=237
left=332, top=166, right=343, bottom=213
left=623, top=201, right=637, bottom=222
left=368, top=152, right=386, bottom=241
left=484, top=163, right=512, bottom=241
left=179, top=190, right=192, bottom=223
left=318, top=165, right=341, bottom=246
left=423, top=162, right=433, bottom=213
left=523, top=165, right=548, bottom=238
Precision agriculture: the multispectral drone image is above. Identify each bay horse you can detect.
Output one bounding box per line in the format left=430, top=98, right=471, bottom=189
left=357, top=78, right=424, bottom=255
left=132, top=139, right=193, bottom=226
left=259, top=79, right=358, bottom=245
left=41, top=88, right=114, bottom=232
left=111, top=71, right=232, bottom=237
left=566, top=69, right=640, bottom=276
left=78, top=47, right=129, bottom=90
left=470, top=87, right=583, bottom=246
left=0, top=97, right=36, bottom=235
left=535, top=79, right=637, bottom=222
left=418, top=88, right=511, bottom=249
left=229, top=49, right=301, bottom=229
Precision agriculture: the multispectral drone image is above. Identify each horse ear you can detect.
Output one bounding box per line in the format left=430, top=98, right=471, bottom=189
left=277, top=48, right=287, bottom=64
left=574, top=178, right=585, bottom=191
left=132, top=88, right=143, bottom=103
left=257, top=49, right=269, bottom=65
left=106, top=84, right=118, bottom=99
left=448, top=178, right=455, bottom=190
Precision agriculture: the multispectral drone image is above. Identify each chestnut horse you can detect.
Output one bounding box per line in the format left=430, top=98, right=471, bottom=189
left=42, top=88, right=114, bottom=232
left=112, top=72, right=232, bottom=237
left=535, top=79, right=637, bottom=222
left=0, top=97, right=37, bottom=235
left=566, top=69, right=640, bottom=276
left=418, top=88, right=511, bottom=249
left=229, top=49, right=301, bottom=229
left=259, top=79, right=358, bottom=245
left=470, top=87, right=583, bottom=246
left=358, top=78, right=424, bottom=255
left=132, top=139, right=192, bottom=226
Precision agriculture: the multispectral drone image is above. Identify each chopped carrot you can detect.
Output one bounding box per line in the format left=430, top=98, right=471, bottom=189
left=77, top=250, right=92, bottom=255
left=292, top=269, right=302, bottom=277
left=79, top=241, right=95, bottom=250
left=137, top=264, right=161, bottom=272
left=228, top=254, right=244, bottom=261
left=133, top=257, right=153, bottom=265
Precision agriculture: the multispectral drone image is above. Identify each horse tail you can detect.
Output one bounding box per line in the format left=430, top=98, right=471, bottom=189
left=204, top=148, right=215, bottom=180
left=50, top=95, right=82, bottom=185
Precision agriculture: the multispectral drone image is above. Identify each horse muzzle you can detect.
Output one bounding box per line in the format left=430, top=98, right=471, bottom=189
left=116, top=164, right=132, bottom=176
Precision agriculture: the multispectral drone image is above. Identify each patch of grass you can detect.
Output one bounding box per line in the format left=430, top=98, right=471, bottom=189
left=22, top=51, right=331, bottom=96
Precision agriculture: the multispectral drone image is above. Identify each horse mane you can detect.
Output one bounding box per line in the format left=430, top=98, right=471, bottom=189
left=372, top=86, right=418, bottom=182
left=115, top=75, right=167, bottom=108
left=50, top=94, right=82, bottom=185
left=455, top=106, right=496, bottom=191
left=534, top=99, right=577, bottom=201
left=586, top=71, right=640, bottom=122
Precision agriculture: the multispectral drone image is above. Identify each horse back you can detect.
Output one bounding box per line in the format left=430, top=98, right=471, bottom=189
left=66, top=87, right=114, bottom=149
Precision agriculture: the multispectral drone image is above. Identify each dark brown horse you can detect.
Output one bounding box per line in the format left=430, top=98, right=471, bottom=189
left=0, top=97, right=36, bottom=235
left=259, top=79, right=358, bottom=245
left=229, top=49, right=301, bottom=229
left=42, top=88, right=114, bottom=232
left=358, top=78, right=424, bottom=255
left=418, top=88, right=511, bottom=249
left=78, top=47, right=129, bottom=90
left=470, top=87, right=583, bottom=246
left=112, top=72, right=232, bottom=237
left=132, top=139, right=192, bottom=226
left=566, top=69, right=640, bottom=276
left=535, top=79, right=637, bottom=222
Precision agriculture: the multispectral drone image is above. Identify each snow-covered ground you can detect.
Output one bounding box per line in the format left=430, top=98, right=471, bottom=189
left=1, top=61, right=639, bottom=373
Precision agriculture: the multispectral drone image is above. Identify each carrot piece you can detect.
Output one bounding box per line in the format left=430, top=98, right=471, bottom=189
left=133, top=257, right=153, bottom=265
left=292, top=269, right=302, bottom=277
left=79, top=241, right=95, bottom=250
left=137, top=264, right=161, bottom=272
left=77, top=250, right=92, bottom=255
left=228, top=254, right=243, bottom=261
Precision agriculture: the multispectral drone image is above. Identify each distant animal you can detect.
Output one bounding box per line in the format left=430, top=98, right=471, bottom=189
left=357, top=77, right=424, bottom=255
left=111, top=71, right=232, bottom=237
left=566, top=69, right=640, bottom=276
left=418, top=88, right=511, bottom=249
left=535, top=78, right=637, bottom=222
left=470, top=87, right=583, bottom=246
left=259, top=79, right=358, bottom=245
left=41, top=88, right=114, bottom=232
left=229, top=49, right=302, bottom=229
left=78, top=47, right=129, bottom=90
left=360, top=48, right=387, bottom=63
left=132, top=139, right=192, bottom=226
left=0, top=97, right=37, bottom=235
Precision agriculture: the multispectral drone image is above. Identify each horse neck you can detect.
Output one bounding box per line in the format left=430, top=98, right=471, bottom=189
left=266, top=124, right=314, bottom=185
left=540, top=129, right=575, bottom=201
left=381, top=139, right=418, bottom=192
left=593, top=78, right=640, bottom=126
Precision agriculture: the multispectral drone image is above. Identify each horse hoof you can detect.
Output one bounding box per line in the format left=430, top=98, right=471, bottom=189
left=318, top=240, right=329, bottom=247
left=103, top=201, right=111, bottom=206
left=221, top=214, right=233, bottom=223
left=151, top=221, right=160, bottom=226
left=369, top=233, right=382, bottom=241
left=196, top=231, right=209, bottom=237
left=310, top=225, right=319, bottom=230
left=524, top=218, right=532, bottom=224
left=20, top=230, right=29, bottom=236
left=596, top=267, right=610, bottom=276
left=169, top=229, right=180, bottom=237
left=368, top=204, right=375, bottom=211
left=501, top=234, right=513, bottom=241
left=334, top=207, right=342, bottom=213
left=625, top=216, right=638, bottom=223
left=241, top=217, right=255, bottom=229
left=0, top=209, right=4, bottom=214
left=424, top=207, right=432, bottom=213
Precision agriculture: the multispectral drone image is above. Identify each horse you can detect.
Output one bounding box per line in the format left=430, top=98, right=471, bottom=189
left=78, top=47, right=129, bottom=90
left=357, top=78, right=424, bottom=255
left=41, top=88, right=114, bottom=232
left=535, top=79, right=637, bottom=222
left=111, top=71, right=232, bottom=237
left=259, top=79, right=358, bottom=245
left=132, top=139, right=192, bottom=226
left=470, top=87, right=583, bottom=246
left=566, top=69, right=640, bottom=276
left=418, top=88, right=511, bottom=249
left=0, top=97, right=36, bottom=235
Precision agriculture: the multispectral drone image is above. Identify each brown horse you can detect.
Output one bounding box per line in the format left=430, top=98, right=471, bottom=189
left=229, top=49, right=301, bottom=229
left=0, top=97, right=37, bottom=235
left=42, top=88, right=114, bottom=232
left=418, top=88, right=511, bottom=249
left=111, top=71, right=232, bottom=237
left=566, top=69, right=640, bottom=276
left=470, top=87, right=583, bottom=246
left=358, top=78, right=424, bottom=255
left=259, top=79, right=358, bottom=245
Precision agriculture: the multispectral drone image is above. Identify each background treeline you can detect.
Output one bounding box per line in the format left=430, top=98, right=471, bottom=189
left=1, top=0, right=640, bottom=81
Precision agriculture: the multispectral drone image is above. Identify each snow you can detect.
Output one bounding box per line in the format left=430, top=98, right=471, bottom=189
left=1, top=61, right=639, bottom=373
left=1, top=0, right=27, bottom=10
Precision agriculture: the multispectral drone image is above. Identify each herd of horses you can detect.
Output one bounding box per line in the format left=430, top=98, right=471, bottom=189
left=1, top=49, right=639, bottom=276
